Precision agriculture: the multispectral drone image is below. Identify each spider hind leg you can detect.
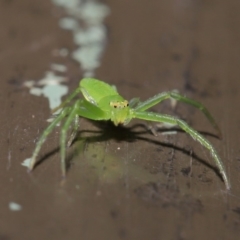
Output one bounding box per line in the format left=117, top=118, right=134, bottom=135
left=134, top=111, right=230, bottom=190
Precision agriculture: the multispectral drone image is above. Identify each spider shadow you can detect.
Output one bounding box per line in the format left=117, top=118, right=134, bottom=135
left=33, top=146, right=60, bottom=170
left=68, top=120, right=223, bottom=183
left=34, top=120, right=224, bottom=183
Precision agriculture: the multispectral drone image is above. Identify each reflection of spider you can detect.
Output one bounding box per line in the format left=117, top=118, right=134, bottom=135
left=29, top=78, right=230, bottom=189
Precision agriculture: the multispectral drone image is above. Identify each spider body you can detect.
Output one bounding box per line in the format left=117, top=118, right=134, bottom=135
left=29, top=78, right=230, bottom=190
left=81, top=79, right=131, bottom=125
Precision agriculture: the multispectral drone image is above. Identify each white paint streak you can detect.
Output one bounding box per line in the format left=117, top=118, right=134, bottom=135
left=7, top=151, right=11, bottom=170
left=25, top=72, right=68, bottom=110
left=23, top=80, right=35, bottom=88
left=25, top=1, right=110, bottom=110
left=21, top=158, right=31, bottom=168
left=52, top=0, right=110, bottom=77
left=51, top=63, right=67, bottom=72
left=30, top=87, right=42, bottom=96
left=42, top=84, right=68, bottom=110
left=59, top=17, right=79, bottom=30
left=9, top=202, right=22, bottom=211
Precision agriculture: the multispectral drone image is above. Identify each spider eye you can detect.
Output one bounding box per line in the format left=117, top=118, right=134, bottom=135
left=110, top=101, right=129, bottom=109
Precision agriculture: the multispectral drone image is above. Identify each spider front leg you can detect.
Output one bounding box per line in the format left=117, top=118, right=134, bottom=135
left=30, top=97, right=107, bottom=176
left=52, top=88, right=81, bottom=113
left=67, top=115, right=80, bottom=148
left=60, top=102, right=81, bottom=177
left=134, top=111, right=230, bottom=190
left=29, top=107, right=71, bottom=172
left=135, top=91, right=221, bottom=137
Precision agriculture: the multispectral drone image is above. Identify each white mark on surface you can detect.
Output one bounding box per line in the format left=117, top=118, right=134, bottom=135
left=38, top=72, right=66, bottom=86
left=25, top=71, right=68, bottom=111
left=52, top=0, right=110, bottom=77
left=52, top=48, right=69, bottom=57
left=25, top=1, right=110, bottom=110
left=50, top=63, right=67, bottom=72
left=51, top=0, right=80, bottom=9
left=21, top=158, right=31, bottom=168
left=80, top=2, right=110, bottom=24
left=42, top=84, right=68, bottom=110
left=72, top=45, right=103, bottom=76
left=9, top=202, right=22, bottom=211
left=23, top=80, right=35, bottom=88
left=7, top=150, right=11, bottom=170
left=59, top=17, right=79, bottom=30
left=30, top=87, right=42, bottom=96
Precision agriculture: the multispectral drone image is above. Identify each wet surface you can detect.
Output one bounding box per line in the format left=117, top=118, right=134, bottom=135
left=1, top=0, right=240, bottom=239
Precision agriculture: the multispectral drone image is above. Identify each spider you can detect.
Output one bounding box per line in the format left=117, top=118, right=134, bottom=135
left=29, top=78, right=230, bottom=189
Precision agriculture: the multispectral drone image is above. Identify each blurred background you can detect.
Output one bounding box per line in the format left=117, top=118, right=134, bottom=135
left=0, top=0, right=240, bottom=239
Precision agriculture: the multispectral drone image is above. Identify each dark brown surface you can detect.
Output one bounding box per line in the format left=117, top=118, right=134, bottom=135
left=1, top=0, right=240, bottom=239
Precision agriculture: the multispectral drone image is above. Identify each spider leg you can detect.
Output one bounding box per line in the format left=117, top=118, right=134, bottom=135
left=129, top=98, right=140, bottom=108
left=60, top=101, right=81, bottom=177
left=134, top=111, right=230, bottom=190
left=52, top=88, right=81, bottom=114
left=29, top=107, right=71, bottom=172
left=134, top=91, right=221, bottom=137
left=60, top=99, right=108, bottom=176
left=67, top=115, right=80, bottom=147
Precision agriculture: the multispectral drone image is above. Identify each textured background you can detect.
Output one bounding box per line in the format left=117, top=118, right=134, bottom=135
left=1, top=0, right=240, bottom=239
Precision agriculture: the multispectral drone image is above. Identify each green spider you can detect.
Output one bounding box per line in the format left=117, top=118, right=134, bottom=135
left=29, top=78, right=230, bottom=190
